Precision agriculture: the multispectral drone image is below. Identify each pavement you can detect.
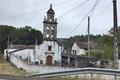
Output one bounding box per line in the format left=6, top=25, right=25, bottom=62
left=0, top=74, right=48, bottom=80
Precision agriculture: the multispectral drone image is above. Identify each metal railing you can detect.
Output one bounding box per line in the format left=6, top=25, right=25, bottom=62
left=27, top=67, right=120, bottom=80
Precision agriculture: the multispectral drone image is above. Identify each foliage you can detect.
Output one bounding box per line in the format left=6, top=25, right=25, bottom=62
left=0, top=56, right=26, bottom=75
left=92, top=35, right=113, bottom=60
left=0, top=25, right=43, bottom=53
left=108, top=26, right=120, bottom=59
left=63, top=34, right=115, bottom=60
left=0, top=25, right=16, bottom=53
left=49, top=75, right=104, bottom=80
left=63, top=35, right=101, bottom=49
left=15, top=26, right=43, bottom=45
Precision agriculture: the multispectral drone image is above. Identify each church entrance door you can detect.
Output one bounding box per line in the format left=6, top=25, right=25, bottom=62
left=46, top=55, right=52, bottom=65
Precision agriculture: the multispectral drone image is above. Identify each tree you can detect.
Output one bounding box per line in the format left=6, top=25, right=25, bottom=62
left=0, top=25, right=17, bottom=53
left=90, top=35, right=114, bottom=60
left=15, top=26, right=43, bottom=45
left=0, top=25, right=43, bottom=54
left=109, top=26, right=120, bottom=58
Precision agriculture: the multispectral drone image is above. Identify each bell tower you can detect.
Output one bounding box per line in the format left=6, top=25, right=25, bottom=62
left=43, top=4, right=57, bottom=40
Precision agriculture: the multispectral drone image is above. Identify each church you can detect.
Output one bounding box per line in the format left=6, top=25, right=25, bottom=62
left=4, top=4, right=64, bottom=66
left=34, top=4, right=64, bottom=65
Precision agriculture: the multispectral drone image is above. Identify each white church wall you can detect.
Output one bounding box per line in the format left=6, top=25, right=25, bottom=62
left=35, top=41, right=62, bottom=65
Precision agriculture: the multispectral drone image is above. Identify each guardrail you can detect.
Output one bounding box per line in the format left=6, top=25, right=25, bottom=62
left=27, top=68, right=120, bottom=80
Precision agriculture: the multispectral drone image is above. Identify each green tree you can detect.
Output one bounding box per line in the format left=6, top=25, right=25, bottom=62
left=0, top=25, right=43, bottom=54
left=15, top=26, right=43, bottom=45
left=90, top=35, right=114, bottom=60
left=0, top=25, right=17, bottom=53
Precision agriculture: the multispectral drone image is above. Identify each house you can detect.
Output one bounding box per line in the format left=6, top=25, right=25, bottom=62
left=61, top=41, right=112, bottom=68
left=71, top=42, right=97, bottom=55
left=4, top=4, right=64, bottom=66
left=71, top=42, right=88, bottom=55
left=61, top=42, right=98, bottom=68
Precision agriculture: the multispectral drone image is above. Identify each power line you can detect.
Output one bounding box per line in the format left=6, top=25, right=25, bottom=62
left=32, top=0, right=90, bottom=27
left=0, top=0, right=73, bottom=21
left=58, top=0, right=91, bottom=19
left=96, top=1, right=112, bottom=18
left=67, top=0, right=101, bottom=37
left=0, top=9, right=46, bottom=21
left=67, top=11, right=90, bottom=36
left=53, top=0, right=75, bottom=7
left=89, top=0, right=101, bottom=17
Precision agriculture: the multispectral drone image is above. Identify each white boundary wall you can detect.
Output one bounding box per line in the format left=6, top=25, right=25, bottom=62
left=10, top=54, right=71, bottom=73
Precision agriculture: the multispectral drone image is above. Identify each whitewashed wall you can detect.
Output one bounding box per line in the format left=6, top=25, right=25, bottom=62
left=118, top=60, right=120, bottom=69
left=72, top=43, right=86, bottom=55
left=4, top=49, right=34, bottom=62
left=10, top=54, right=71, bottom=73
left=35, top=41, right=63, bottom=64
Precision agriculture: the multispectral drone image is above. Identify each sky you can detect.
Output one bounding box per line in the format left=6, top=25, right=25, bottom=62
left=0, top=0, right=120, bottom=38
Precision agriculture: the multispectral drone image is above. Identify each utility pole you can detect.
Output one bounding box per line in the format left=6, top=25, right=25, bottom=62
left=6, top=36, right=10, bottom=60
left=113, top=0, right=119, bottom=69
left=34, top=38, right=37, bottom=64
left=7, top=36, right=10, bottom=49
left=88, top=16, right=90, bottom=57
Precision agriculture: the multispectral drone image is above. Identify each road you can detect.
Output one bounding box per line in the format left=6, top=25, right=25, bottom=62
left=0, top=74, right=47, bottom=80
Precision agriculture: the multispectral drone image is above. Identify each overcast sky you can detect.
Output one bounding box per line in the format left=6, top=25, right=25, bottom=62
left=0, top=0, right=120, bottom=38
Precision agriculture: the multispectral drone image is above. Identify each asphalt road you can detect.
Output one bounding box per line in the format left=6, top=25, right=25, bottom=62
left=0, top=74, right=48, bottom=80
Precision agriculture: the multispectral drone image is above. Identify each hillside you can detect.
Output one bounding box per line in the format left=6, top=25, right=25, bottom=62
left=0, top=56, right=26, bottom=76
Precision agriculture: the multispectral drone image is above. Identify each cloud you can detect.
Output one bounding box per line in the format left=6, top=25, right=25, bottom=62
left=0, top=0, right=120, bottom=38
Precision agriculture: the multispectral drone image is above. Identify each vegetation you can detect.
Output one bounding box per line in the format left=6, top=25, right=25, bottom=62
left=0, top=25, right=43, bottom=54
left=0, top=55, right=26, bottom=75
left=63, top=35, right=101, bottom=49
left=63, top=26, right=120, bottom=60
left=49, top=75, right=104, bottom=80
left=89, top=35, right=114, bottom=60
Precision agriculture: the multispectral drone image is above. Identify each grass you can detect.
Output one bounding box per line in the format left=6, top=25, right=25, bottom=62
left=49, top=77, right=79, bottom=80
left=48, top=75, right=105, bottom=80
left=0, top=55, right=26, bottom=76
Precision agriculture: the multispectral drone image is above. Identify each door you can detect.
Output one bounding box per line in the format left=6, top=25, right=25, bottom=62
left=46, top=55, right=52, bottom=65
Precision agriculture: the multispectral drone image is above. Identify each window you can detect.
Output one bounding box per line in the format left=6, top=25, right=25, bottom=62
left=72, top=50, right=74, bottom=54
left=47, top=27, right=49, bottom=29
left=73, top=50, right=76, bottom=55
left=48, top=46, right=52, bottom=51
left=46, top=34, right=49, bottom=38
left=74, top=50, right=77, bottom=55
